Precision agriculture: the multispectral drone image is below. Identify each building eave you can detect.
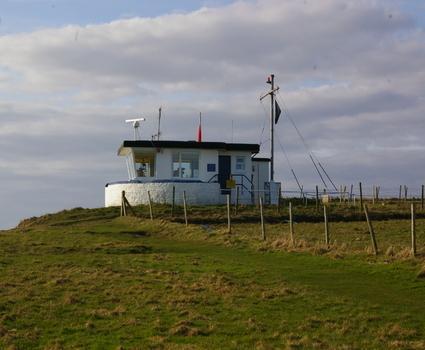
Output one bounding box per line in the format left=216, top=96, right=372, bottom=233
left=118, top=140, right=260, bottom=156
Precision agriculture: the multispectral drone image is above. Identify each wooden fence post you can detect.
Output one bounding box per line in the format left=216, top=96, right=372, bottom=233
left=227, top=194, right=231, bottom=234
left=359, top=182, right=363, bottom=210
left=259, top=197, right=266, bottom=241
left=421, top=185, right=424, bottom=210
left=183, top=191, right=188, bottom=227
left=289, top=202, right=294, bottom=246
left=399, top=185, right=402, bottom=202
left=411, top=203, right=416, bottom=257
left=324, top=205, right=329, bottom=246
left=350, top=184, right=353, bottom=203
left=372, top=185, right=375, bottom=205
left=315, top=185, right=319, bottom=211
left=363, top=204, right=378, bottom=255
left=171, top=185, right=175, bottom=217
left=121, top=191, right=137, bottom=217
left=121, top=191, right=126, bottom=216
left=147, top=191, right=153, bottom=220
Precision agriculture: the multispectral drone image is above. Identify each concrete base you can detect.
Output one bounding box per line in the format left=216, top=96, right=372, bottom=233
left=105, top=181, right=224, bottom=207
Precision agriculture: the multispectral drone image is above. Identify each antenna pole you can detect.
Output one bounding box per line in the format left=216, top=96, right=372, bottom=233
left=157, top=107, right=162, bottom=140
left=270, top=74, right=275, bottom=182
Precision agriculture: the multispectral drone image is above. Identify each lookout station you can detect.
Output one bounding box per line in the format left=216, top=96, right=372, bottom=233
left=105, top=140, right=280, bottom=206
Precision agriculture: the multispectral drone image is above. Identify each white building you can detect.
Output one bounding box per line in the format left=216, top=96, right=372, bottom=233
left=105, top=140, right=280, bottom=206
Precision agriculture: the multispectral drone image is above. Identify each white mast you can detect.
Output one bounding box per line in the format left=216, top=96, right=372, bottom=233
left=260, top=74, right=279, bottom=182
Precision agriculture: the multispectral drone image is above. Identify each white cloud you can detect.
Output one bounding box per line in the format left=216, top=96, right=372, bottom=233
left=0, top=0, right=418, bottom=94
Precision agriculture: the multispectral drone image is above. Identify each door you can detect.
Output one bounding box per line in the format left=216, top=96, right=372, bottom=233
left=218, top=155, right=231, bottom=195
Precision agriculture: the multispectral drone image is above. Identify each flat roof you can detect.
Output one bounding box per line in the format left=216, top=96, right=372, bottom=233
left=118, top=140, right=260, bottom=155
left=252, top=157, right=271, bottom=162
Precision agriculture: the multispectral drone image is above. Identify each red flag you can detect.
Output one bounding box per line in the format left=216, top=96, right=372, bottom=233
left=197, top=113, right=202, bottom=142
left=197, top=124, right=202, bottom=142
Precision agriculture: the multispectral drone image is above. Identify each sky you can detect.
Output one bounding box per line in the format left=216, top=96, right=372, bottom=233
left=0, top=0, right=425, bottom=229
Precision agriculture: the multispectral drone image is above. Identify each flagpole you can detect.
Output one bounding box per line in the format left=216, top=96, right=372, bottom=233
left=270, top=74, right=275, bottom=182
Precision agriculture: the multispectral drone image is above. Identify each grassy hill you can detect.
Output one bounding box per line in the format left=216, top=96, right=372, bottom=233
left=0, top=204, right=424, bottom=349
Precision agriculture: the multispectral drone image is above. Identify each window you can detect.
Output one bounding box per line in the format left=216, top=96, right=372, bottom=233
left=235, top=156, right=246, bottom=171
left=134, top=153, right=155, bottom=177
left=172, top=152, right=199, bottom=178
left=207, top=163, right=216, bottom=172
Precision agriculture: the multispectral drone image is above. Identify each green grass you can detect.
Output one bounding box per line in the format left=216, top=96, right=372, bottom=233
left=1, top=204, right=424, bottom=349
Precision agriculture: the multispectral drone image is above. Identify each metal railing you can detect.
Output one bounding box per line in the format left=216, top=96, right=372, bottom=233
left=208, top=173, right=255, bottom=201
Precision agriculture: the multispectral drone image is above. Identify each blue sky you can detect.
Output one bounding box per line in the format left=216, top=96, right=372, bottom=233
left=0, top=0, right=424, bottom=229
left=0, top=0, right=237, bottom=33
left=399, top=0, right=425, bottom=26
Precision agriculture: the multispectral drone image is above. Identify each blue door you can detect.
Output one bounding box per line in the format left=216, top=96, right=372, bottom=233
left=218, top=155, right=231, bottom=195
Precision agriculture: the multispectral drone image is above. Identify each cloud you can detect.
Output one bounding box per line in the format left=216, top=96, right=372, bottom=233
left=0, top=0, right=417, bottom=94
left=0, top=0, right=424, bottom=228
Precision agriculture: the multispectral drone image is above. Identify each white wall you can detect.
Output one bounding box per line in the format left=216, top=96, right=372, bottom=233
left=155, top=148, right=172, bottom=179
left=252, top=161, right=270, bottom=204
left=199, top=149, right=219, bottom=181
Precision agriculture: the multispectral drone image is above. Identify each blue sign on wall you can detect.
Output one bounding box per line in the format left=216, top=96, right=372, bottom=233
left=207, top=164, right=216, bottom=172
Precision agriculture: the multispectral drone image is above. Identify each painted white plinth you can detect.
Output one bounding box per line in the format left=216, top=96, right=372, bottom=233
left=105, top=182, right=224, bottom=207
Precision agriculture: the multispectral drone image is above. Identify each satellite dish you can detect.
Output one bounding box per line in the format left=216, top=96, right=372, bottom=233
left=125, top=117, right=146, bottom=140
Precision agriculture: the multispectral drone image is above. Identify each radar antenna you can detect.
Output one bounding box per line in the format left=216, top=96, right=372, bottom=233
left=125, top=117, right=146, bottom=140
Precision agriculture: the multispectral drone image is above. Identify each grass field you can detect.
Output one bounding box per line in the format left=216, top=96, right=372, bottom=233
left=1, top=203, right=424, bottom=349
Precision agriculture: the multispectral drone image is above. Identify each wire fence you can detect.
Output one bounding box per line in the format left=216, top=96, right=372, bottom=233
left=283, top=183, right=425, bottom=202
left=118, top=184, right=425, bottom=259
